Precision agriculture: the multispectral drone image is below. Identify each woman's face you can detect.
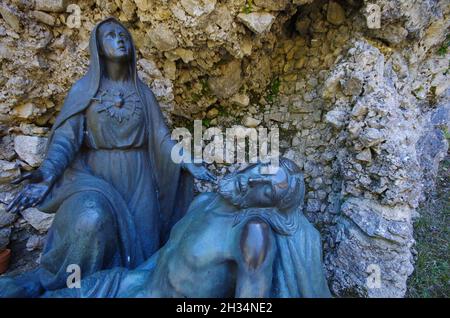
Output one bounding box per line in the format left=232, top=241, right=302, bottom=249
left=98, top=22, right=132, bottom=61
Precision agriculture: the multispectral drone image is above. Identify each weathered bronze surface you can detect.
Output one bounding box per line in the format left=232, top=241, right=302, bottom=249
left=42, top=158, right=331, bottom=298
left=0, top=17, right=214, bottom=298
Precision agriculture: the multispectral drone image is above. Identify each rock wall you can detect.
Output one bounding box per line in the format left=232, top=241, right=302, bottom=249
left=0, top=0, right=448, bottom=297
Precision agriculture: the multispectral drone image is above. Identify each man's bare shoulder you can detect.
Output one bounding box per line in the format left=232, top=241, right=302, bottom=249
left=185, top=192, right=221, bottom=215
left=194, top=192, right=218, bottom=203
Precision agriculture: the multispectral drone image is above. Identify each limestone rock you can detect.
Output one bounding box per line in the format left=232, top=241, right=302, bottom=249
left=327, top=1, right=346, bottom=26
left=351, top=101, right=369, bottom=118
left=295, top=16, right=311, bottom=36
left=150, top=78, right=174, bottom=102
left=327, top=197, right=414, bottom=297
left=208, top=59, right=242, bottom=99
left=18, top=123, right=49, bottom=136
left=0, top=4, right=21, bottom=32
left=243, top=116, right=261, bottom=128
left=322, top=69, right=345, bottom=99
left=356, top=148, right=372, bottom=163
left=120, top=0, right=137, bottom=20
left=34, top=0, right=68, bottom=13
left=0, top=136, right=16, bottom=161
left=0, top=43, right=13, bottom=60
left=26, top=235, right=45, bottom=251
left=134, top=0, right=151, bottom=11
left=230, top=93, right=250, bottom=107
left=147, top=24, right=178, bottom=51
left=32, top=10, right=56, bottom=26
left=21, top=208, right=54, bottom=233
left=174, top=48, right=194, bottom=63
left=254, top=0, right=289, bottom=11
left=163, top=60, right=177, bottom=80
left=13, top=103, right=35, bottom=119
left=360, top=128, right=385, bottom=147
left=0, top=160, right=20, bottom=182
left=370, top=24, right=409, bottom=45
left=0, top=204, right=18, bottom=228
left=138, top=59, right=163, bottom=78
left=292, top=0, right=314, bottom=4
left=306, top=199, right=321, bottom=213
left=325, top=109, right=347, bottom=128
left=341, top=76, right=363, bottom=96
left=416, top=103, right=450, bottom=192
left=180, top=0, right=216, bottom=17
left=206, top=108, right=219, bottom=119
left=237, top=12, right=276, bottom=34
left=0, top=227, right=11, bottom=251
left=292, top=135, right=301, bottom=147
left=14, top=135, right=48, bottom=168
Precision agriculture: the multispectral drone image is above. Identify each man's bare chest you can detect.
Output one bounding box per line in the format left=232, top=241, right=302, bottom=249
left=178, top=212, right=238, bottom=268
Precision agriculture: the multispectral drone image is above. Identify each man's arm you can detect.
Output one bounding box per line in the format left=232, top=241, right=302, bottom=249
left=235, top=218, right=276, bottom=298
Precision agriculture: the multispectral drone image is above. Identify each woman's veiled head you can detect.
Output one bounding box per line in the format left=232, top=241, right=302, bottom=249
left=97, top=20, right=132, bottom=62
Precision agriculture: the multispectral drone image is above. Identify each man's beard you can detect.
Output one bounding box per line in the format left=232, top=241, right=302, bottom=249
left=218, top=177, right=250, bottom=208
left=219, top=176, right=300, bottom=236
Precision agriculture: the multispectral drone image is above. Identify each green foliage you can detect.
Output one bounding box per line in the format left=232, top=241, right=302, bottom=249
left=407, top=156, right=450, bottom=298
left=216, top=104, right=228, bottom=117
left=191, top=92, right=202, bottom=103
left=443, top=128, right=450, bottom=140
left=437, top=45, right=447, bottom=56
left=437, top=34, right=450, bottom=56
left=202, top=118, right=211, bottom=128
left=242, top=0, right=253, bottom=14
left=200, top=78, right=211, bottom=95
left=266, top=77, right=281, bottom=104
left=190, top=78, right=211, bottom=103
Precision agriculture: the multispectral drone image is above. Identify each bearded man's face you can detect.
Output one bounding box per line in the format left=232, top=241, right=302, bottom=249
left=218, top=164, right=289, bottom=209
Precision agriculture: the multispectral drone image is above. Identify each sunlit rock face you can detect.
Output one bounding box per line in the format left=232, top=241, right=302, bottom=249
left=0, top=0, right=448, bottom=297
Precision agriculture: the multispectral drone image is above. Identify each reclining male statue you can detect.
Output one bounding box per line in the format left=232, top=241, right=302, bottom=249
left=44, top=158, right=331, bottom=298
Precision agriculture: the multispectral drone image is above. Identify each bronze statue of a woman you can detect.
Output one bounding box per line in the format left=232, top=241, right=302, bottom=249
left=1, top=17, right=214, bottom=297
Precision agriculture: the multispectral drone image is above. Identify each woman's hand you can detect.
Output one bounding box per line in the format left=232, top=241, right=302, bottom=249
left=6, top=169, right=52, bottom=214
left=183, top=163, right=217, bottom=182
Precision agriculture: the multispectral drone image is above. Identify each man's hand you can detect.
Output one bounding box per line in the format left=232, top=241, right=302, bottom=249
left=183, top=163, right=217, bottom=182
